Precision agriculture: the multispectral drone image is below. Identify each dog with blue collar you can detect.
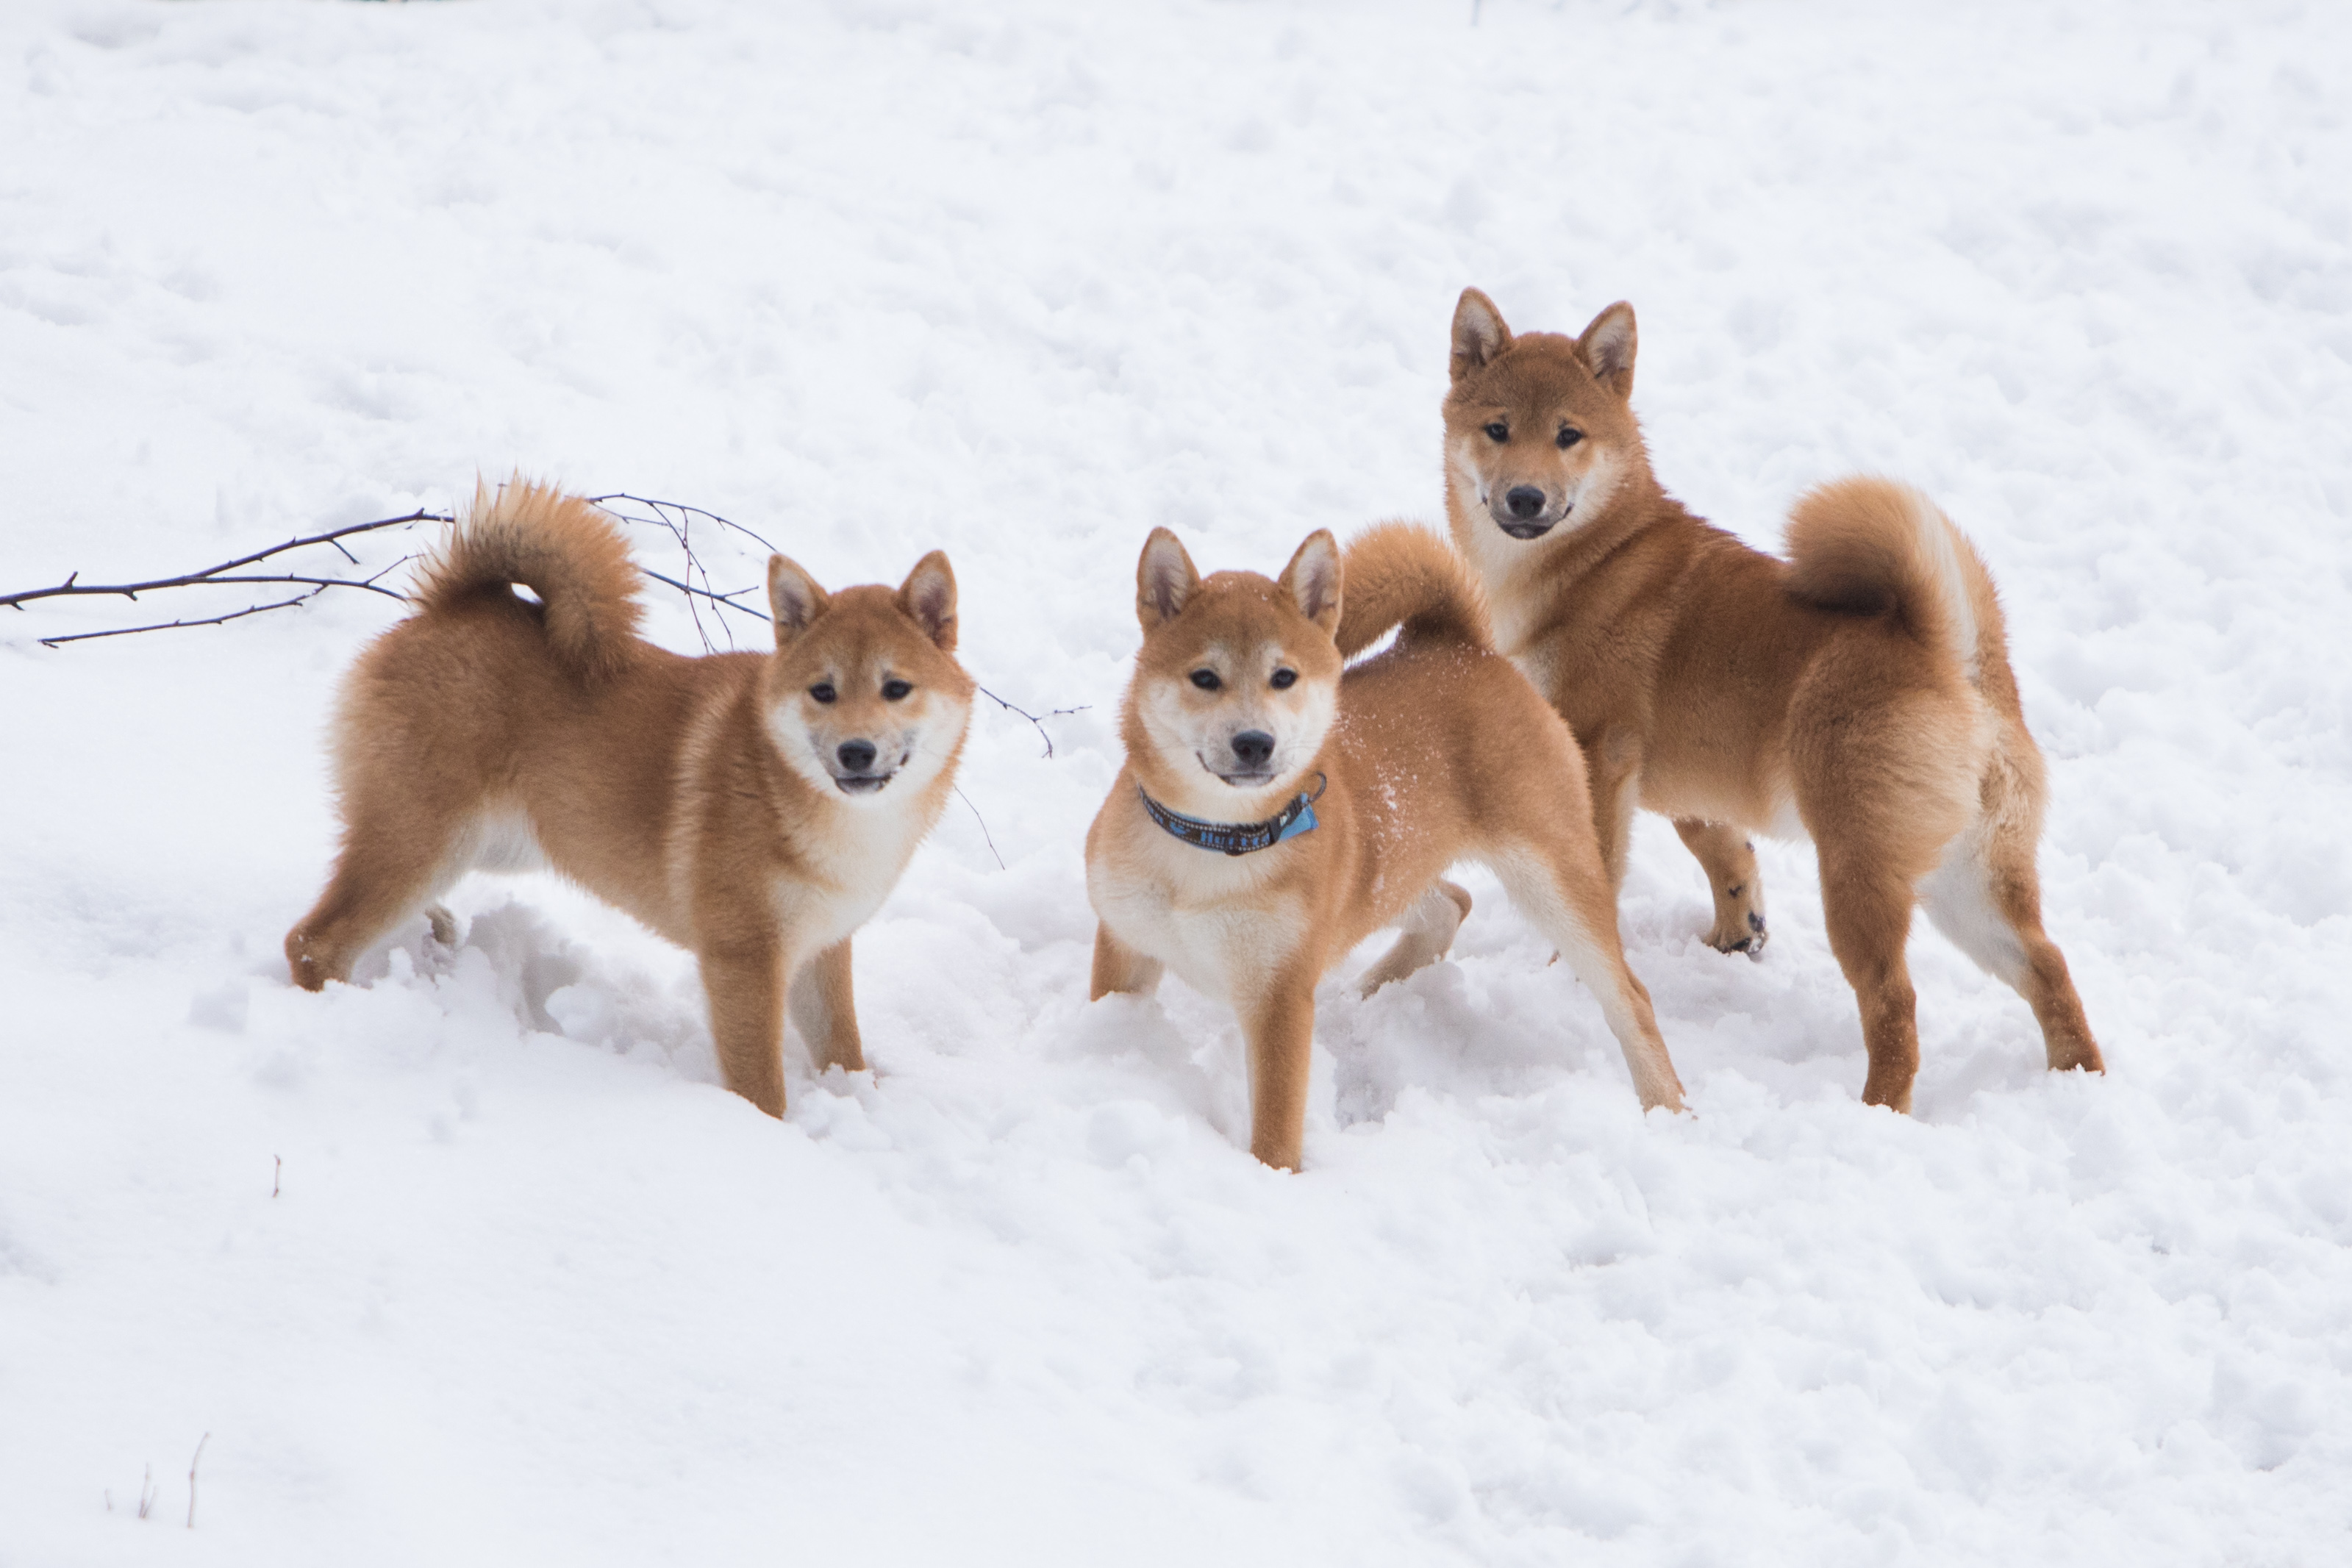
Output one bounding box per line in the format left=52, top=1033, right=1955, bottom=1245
left=1084, top=522, right=1688, bottom=1171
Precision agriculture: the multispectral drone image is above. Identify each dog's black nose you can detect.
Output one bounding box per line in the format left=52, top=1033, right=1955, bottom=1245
left=1231, top=731, right=1275, bottom=768
left=837, top=740, right=877, bottom=773
left=1506, top=486, right=1546, bottom=520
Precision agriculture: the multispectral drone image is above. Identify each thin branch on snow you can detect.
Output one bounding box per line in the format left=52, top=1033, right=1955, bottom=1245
left=186, top=1433, right=208, bottom=1530
left=975, top=686, right=1087, bottom=760
left=4, top=500, right=1090, bottom=840
left=0, top=509, right=448, bottom=615
left=34, top=562, right=412, bottom=648
left=589, top=493, right=782, bottom=656
left=589, top=492, right=781, bottom=554
left=592, top=497, right=1090, bottom=759
left=957, top=786, right=1007, bottom=870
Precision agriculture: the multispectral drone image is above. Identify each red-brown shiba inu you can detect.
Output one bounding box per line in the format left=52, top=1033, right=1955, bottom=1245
left=1084, top=523, right=1686, bottom=1170
left=285, top=481, right=972, bottom=1115
left=1439, top=287, right=2103, bottom=1110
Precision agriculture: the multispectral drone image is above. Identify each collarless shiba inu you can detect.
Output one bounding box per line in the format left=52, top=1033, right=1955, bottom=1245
left=1439, top=287, right=2103, bottom=1111
left=285, top=481, right=972, bottom=1116
left=1085, top=522, right=1686, bottom=1171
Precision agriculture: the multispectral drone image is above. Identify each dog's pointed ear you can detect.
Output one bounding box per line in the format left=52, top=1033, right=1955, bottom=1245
left=767, top=554, right=829, bottom=645
left=1137, top=528, right=1199, bottom=628
left=1578, top=301, right=1637, bottom=398
left=897, top=551, right=958, bottom=651
left=1451, top=288, right=1513, bottom=382
left=1279, top=529, right=1343, bottom=637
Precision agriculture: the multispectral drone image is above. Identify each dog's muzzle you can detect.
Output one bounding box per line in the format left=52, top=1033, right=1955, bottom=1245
left=1485, top=490, right=1570, bottom=540
left=1493, top=504, right=1574, bottom=541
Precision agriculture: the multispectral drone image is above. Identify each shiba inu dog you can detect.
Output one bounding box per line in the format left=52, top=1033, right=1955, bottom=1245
left=1085, top=522, right=1686, bottom=1171
left=1439, top=287, right=2103, bottom=1110
left=285, top=481, right=971, bottom=1116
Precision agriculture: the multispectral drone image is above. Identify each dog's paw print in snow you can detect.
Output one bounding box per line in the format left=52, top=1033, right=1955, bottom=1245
left=1326, top=961, right=1490, bottom=1129
left=340, top=899, right=713, bottom=1081
left=187, top=978, right=250, bottom=1034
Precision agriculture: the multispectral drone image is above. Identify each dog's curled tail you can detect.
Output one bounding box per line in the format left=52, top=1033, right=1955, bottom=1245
left=414, top=479, right=645, bottom=679
left=1334, top=521, right=1493, bottom=657
left=1785, top=476, right=2006, bottom=686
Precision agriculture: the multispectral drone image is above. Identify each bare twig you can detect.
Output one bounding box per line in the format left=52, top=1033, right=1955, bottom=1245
left=590, top=493, right=782, bottom=655
left=588, top=492, right=779, bottom=554
left=637, top=568, right=771, bottom=643
left=7, top=496, right=1089, bottom=776
left=975, top=687, right=1087, bottom=759
left=38, top=592, right=326, bottom=648
left=272, top=1155, right=281, bottom=1200
left=957, top=787, right=1007, bottom=870
left=36, top=559, right=412, bottom=647
left=1, top=510, right=447, bottom=613
left=598, top=506, right=1090, bottom=756
left=187, top=1433, right=208, bottom=1529
left=137, top=1465, right=156, bottom=1521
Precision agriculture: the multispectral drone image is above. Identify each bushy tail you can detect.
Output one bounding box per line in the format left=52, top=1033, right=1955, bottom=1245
left=1334, top=520, right=1493, bottom=657
left=414, top=478, right=644, bottom=679
left=1784, top=476, right=2004, bottom=685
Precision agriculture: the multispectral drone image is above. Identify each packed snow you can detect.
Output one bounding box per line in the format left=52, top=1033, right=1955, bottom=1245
left=4, top=0, right=2350, bottom=1561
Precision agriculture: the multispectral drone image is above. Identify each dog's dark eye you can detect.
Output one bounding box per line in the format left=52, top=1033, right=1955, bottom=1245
left=1484, top=421, right=1509, bottom=443
left=1190, top=669, right=1222, bottom=692
left=1270, top=668, right=1297, bottom=690
left=882, top=679, right=912, bottom=701
left=1556, top=427, right=1583, bottom=449
left=809, top=682, right=837, bottom=704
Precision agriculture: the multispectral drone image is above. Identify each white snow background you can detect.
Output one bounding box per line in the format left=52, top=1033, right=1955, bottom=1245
left=4, top=0, right=2350, bottom=1561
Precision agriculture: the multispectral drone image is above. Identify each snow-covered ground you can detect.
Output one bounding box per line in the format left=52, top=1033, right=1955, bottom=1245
left=4, top=0, right=2351, bottom=1561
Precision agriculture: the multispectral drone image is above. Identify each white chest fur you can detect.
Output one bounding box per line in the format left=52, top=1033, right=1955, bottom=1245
left=771, top=795, right=934, bottom=962
left=1090, top=826, right=1306, bottom=1004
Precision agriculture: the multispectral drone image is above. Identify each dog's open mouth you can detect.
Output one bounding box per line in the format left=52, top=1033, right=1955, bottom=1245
left=1495, top=504, right=1570, bottom=541
left=833, top=771, right=898, bottom=796
left=1199, top=753, right=1276, bottom=788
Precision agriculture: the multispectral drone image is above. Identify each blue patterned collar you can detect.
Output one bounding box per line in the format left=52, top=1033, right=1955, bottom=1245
left=1137, top=773, right=1326, bottom=857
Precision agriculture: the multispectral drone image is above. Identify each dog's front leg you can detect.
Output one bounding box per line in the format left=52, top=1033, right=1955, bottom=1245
left=1243, top=968, right=1319, bottom=1172
left=1088, top=923, right=1164, bottom=1000
left=789, top=937, right=865, bottom=1074
left=698, top=937, right=787, bottom=1117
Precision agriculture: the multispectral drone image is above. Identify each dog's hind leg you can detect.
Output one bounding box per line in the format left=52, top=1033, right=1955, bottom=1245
left=1817, top=842, right=1929, bottom=1113
left=1673, top=819, right=1767, bottom=959
left=789, top=937, right=866, bottom=1073
left=1918, top=788, right=2102, bottom=1078
left=1581, top=728, right=1645, bottom=899
left=285, top=804, right=474, bottom=990
left=1356, top=881, right=1473, bottom=998
left=1486, top=837, right=1684, bottom=1112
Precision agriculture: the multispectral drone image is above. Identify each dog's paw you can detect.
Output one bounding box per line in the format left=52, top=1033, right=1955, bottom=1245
left=1705, top=909, right=1768, bottom=962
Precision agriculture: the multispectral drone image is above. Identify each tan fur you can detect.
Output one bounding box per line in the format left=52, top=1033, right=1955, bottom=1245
left=1333, top=518, right=1494, bottom=653
left=1086, top=522, right=1684, bottom=1171
left=285, top=479, right=973, bottom=1116
left=1440, top=290, right=2102, bottom=1110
